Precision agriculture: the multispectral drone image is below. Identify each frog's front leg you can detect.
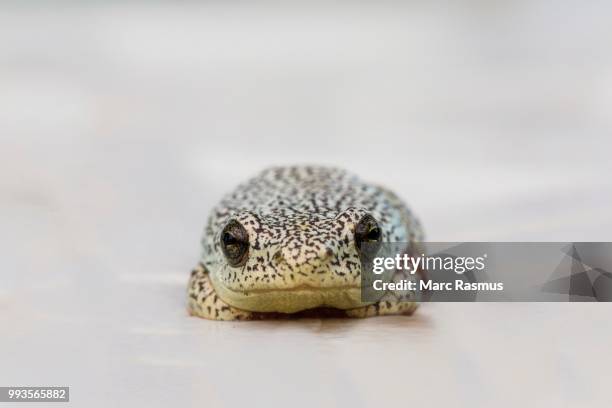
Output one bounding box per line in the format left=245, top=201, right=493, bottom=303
left=187, top=264, right=254, bottom=321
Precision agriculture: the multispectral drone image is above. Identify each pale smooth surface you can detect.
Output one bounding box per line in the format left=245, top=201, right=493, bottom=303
left=1, top=1, right=611, bottom=407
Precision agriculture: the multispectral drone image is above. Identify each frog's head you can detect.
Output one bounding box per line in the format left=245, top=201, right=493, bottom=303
left=206, top=207, right=383, bottom=313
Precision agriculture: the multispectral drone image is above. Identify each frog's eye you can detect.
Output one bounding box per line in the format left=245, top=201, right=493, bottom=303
left=220, top=220, right=249, bottom=267
left=355, top=214, right=382, bottom=259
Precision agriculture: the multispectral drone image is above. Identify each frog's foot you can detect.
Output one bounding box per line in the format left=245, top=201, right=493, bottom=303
left=345, top=269, right=419, bottom=318
left=344, top=296, right=418, bottom=318
left=187, top=264, right=255, bottom=320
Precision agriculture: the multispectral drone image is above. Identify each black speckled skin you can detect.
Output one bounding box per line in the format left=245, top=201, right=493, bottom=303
left=187, top=166, right=423, bottom=320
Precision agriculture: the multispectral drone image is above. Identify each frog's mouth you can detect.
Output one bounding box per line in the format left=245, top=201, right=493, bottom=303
left=210, top=277, right=369, bottom=314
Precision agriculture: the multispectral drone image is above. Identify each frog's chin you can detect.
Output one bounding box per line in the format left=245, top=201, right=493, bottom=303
left=210, top=276, right=371, bottom=313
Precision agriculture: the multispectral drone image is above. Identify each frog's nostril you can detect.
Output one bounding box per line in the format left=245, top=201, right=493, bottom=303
left=273, top=246, right=335, bottom=268
left=272, top=250, right=284, bottom=264
left=323, top=247, right=334, bottom=259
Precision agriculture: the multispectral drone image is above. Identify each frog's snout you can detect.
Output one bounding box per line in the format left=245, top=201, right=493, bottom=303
left=273, top=245, right=336, bottom=271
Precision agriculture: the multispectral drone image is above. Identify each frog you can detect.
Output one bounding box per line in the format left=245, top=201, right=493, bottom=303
left=187, top=166, right=424, bottom=320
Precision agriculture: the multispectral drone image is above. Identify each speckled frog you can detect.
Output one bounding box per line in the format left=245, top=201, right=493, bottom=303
left=187, top=166, right=423, bottom=320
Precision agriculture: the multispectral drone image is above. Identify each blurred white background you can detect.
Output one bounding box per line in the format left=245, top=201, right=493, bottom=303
left=1, top=1, right=611, bottom=407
